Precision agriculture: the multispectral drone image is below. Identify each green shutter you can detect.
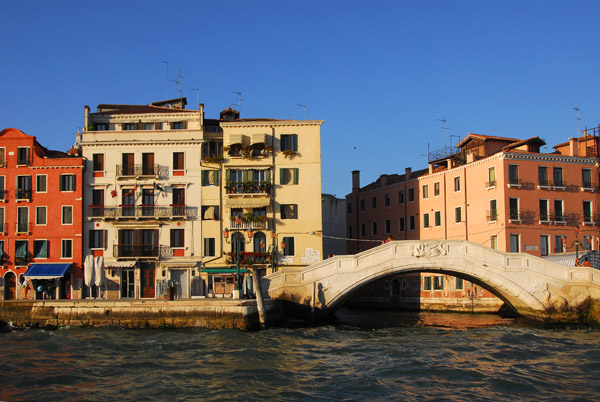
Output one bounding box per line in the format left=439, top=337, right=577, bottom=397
left=293, top=134, right=298, bottom=151
left=226, top=169, right=231, bottom=181
left=243, top=170, right=249, bottom=181
left=201, top=171, right=206, bottom=186
left=279, top=168, right=284, bottom=184
left=265, top=169, right=271, bottom=182
left=215, top=170, right=220, bottom=186
left=292, top=168, right=299, bottom=185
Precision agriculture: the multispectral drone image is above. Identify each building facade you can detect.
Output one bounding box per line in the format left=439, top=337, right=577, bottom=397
left=0, top=128, right=84, bottom=300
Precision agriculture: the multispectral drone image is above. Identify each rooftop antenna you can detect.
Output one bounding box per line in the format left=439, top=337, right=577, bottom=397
left=233, top=91, right=243, bottom=115
left=188, top=88, right=200, bottom=109
left=573, top=107, right=581, bottom=137
left=297, top=104, right=306, bottom=120
left=436, top=118, right=450, bottom=149
left=171, top=67, right=184, bottom=99
left=162, top=61, right=169, bottom=99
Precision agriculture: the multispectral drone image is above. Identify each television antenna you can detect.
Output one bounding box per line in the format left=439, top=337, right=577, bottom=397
left=171, top=67, right=184, bottom=99
left=573, top=107, right=581, bottom=137
left=436, top=118, right=450, bottom=149
left=297, top=104, right=306, bottom=120
left=161, top=61, right=169, bottom=99
left=233, top=91, right=243, bottom=114
left=188, top=88, right=200, bottom=109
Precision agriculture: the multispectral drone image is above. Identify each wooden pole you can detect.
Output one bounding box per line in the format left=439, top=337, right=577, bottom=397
left=252, top=270, right=266, bottom=328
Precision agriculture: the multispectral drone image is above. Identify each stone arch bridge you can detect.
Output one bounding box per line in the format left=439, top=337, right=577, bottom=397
left=262, top=240, right=600, bottom=319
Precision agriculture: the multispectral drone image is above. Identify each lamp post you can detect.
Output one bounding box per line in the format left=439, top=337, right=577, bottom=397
left=574, top=224, right=580, bottom=260
left=224, top=227, right=252, bottom=299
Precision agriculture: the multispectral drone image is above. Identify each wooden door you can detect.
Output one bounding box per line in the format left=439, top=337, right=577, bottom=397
left=140, top=263, right=155, bottom=298
left=4, top=272, right=16, bottom=300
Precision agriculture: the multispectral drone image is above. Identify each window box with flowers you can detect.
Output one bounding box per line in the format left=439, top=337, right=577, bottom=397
left=225, top=251, right=272, bottom=267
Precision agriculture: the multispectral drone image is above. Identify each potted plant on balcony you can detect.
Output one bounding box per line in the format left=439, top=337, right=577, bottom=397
left=282, top=150, right=297, bottom=159
left=202, top=155, right=224, bottom=164
left=240, top=146, right=254, bottom=159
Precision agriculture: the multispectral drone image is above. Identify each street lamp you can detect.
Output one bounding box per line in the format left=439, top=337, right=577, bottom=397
left=224, top=228, right=252, bottom=299
left=574, top=224, right=581, bottom=260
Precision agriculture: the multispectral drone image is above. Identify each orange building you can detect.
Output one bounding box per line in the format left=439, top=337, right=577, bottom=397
left=0, top=128, right=84, bottom=300
left=346, top=130, right=600, bottom=311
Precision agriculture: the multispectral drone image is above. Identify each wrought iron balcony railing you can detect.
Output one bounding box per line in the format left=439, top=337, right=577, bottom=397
left=486, top=209, right=498, bottom=222
left=116, top=164, right=168, bottom=178
left=15, top=189, right=32, bottom=200
left=15, top=256, right=28, bottom=266
left=229, top=218, right=268, bottom=230
left=509, top=209, right=522, bottom=221
left=0, top=190, right=6, bottom=201
left=88, top=205, right=196, bottom=219
left=113, top=244, right=171, bottom=259
left=16, top=221, right=30, bottom=234
left=225, top=181, right=272, bottom=195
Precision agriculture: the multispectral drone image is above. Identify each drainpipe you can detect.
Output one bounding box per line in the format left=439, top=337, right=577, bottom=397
left=464, top=167, right=468, bottom=241
left=271, top=126, right=277, bottom=271
left=443, top=172, right=448, bottom=240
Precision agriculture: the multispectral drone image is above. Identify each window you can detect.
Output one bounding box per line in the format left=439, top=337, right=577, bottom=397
left=201, top=170, right=220, bottom=186
left=141, top=153, right=155, bottom=175
left=0, top=208, right=4, bottom=233
left=280, top=168, right=299, bottom=185
left=281, top=204, right=298, bottom=219
left=172, top=187, right=185, bottom=205
left=281, top=134, right=298, bottom=152
left=509, top=198, right=519, bottom=221
left=170, top=229, right=185, bottom=248
left=422, top=185, right=429, bottom=199
left=0, top=240, right=4, bottom=263
left=399, top=217, right=405, bottom=232
left=93, top=154, right=104, bottom=171
left=582, top=168, right=593, bottom=188
left=434, top=182, right=440, bottom=196
left=36, top=175, right=47, bottom=192
left=423, top=276, right=432, bottom=291
left=434, top=211, right=441, bottom=227
left=360, top=224, right=366, bottom=237
left=17, top=147, right=30, bottom=165
left=172, top=122, right=184, bottom=130
left=371, top=196, right=377, bottom=209
left=0, top=176, right=4, bottom=200
left=202, top=141, right=223, bottom=157
left=33, top=240, right=48, bottom=259
left=408, top=188, right=414, bottom=202
left=36, top=206, right=47, bottom=225
left=455, top=207, right=462, bottom=223
left=385, top=219, right=391, bottom=234
left=347, top=203, right=352, bottom=214
left=201, top=205, right=219, bottom=220
left=360, top=199, right=365, bottom=211
left=554, top=199, right=564, bottom=222
left=173, top=152, right=185, bottom=170
left=423, top=213, right=430, bottom=228
left=540, top=235, right=549, bottom=256
left=539, top=199, right=549, bottom=221
left=490, top=235, right=498, bottom=250
left=434, top=276, right=444, bottom=290
left=204, top=238, right=216, bottom=257
left=487, top=167, right=496, bottom=187
left=510, top=234, right=520, bottom=253
left=17, top=206, right=28, bottom=233
left=15, top=240, right=28, bottom=265
left=583, top=200, right=592, bottom=223
left=348, top=226, right=353, bottom=238
left=583, top=235, right=593, bottom=251
left=455, top=277, right=464, bottom=290
left=89, top=230, right=105, bottom=249
left=555, top=235, right=566, bottom=253
left=538, top=166, right=549, bottom=186
left=62, top=206, right=73, bottom=225
left=123, top=123, right=135, bottom=130
left=553, top=167, right=564, bottom=187
left=409, top=215, right=415, bottom=231
left=398, top=190, right=405, bottom=204
left=96, top=123, right=109, bottom=131
left=59, top=174, right=76, bottom=191
left=61, top=239, right=73, bottom=258
left=371, top=222, right=377, bottom=236
left=454, top=177, right=460, bottom=192
left=16, top=175, right=32, bottom=199
left=508, top=165, right=519, bottom=185
left=282, top=236, right=295, bottom=256
left=488, top=200, right=497, bottom=222
left=384, top=193, right=390, bottom=206
left=0, top=148, right=5, bottom=167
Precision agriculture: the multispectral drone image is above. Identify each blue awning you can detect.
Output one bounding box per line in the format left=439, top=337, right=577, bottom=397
left=24, top=263, right=72, bottom=279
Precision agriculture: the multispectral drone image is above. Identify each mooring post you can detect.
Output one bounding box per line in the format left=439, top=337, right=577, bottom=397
left=252, top=270, right=266, bottom=328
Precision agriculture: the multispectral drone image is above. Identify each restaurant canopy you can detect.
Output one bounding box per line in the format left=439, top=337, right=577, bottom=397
left=24, top=263, right=71, bottom=279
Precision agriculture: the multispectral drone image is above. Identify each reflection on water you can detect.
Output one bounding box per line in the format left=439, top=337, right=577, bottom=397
left=0, top=309, right=599, bottom=402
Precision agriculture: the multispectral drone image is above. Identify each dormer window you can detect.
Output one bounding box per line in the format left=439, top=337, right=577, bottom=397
left=96, top=123, right=109, bottom=131
left=123, top=123, right=135, bottom=131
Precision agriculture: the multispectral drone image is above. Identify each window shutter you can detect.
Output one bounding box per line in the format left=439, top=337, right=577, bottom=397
left=280, top=168, right=284, bottom=184
left=242, top=170, right=250, bottom=181
left=293, top=168, right=299, bottom=184
left=226, top=169, right=231, bottom=181
left=293, top=134, right=298, bottom=151
left=214, top=170, right=219, bottom=185
left=89, top=231, right=94, bottom=249
left=201, top=171, right=207, bottom=186
left=265, top=169, right=271, bottom=182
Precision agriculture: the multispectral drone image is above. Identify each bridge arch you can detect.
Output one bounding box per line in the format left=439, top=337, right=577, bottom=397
left=263, top=240, right=600, bottom=318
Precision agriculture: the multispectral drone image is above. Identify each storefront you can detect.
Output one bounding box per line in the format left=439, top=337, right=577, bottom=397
left=24, top=263, right=72, bottom=300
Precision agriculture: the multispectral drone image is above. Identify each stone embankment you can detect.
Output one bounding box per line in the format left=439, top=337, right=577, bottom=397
left=0, top=299, right=284, bottom=330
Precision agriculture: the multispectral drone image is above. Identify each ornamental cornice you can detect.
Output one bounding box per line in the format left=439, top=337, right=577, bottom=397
left=80, top=140, right=203, bottom=147
left=31, top=165, right=84, bottom=170
left=501, top=152, right=597, bottom=165
left=220, top=120, right=324, bottom=128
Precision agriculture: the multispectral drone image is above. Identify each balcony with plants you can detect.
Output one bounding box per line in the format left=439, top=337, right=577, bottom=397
left=225, top=251, right=271, bottom=267
left=225, top=180, right=272, bottom=195
left=229, top=213, right=268, bottom=230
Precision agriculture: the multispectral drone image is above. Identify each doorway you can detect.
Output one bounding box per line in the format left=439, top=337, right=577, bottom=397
left=4, top=272, right=16, bottom=300
left=140, top=262, right=155, bottom=298
left=170, top=270, right=189, bottom=299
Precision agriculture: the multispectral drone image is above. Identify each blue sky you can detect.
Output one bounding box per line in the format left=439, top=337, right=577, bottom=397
left=2, top=1, right=599, bottom=198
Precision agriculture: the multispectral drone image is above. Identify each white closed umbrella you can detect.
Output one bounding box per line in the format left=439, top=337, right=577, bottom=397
left=94, top=256, right=105, bottom=297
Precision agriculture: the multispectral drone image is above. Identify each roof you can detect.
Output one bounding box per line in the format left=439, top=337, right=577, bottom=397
left=358, top=168, right=429, bottom=193
left=553, top=134, right=598, bottom=149
left=456, top=133, right=521, bottom=148
left=501, top=136, right=546, bottom=151
left=542, top=251, right=600, bottom=269
left=93, top=104, right=197, bottom=115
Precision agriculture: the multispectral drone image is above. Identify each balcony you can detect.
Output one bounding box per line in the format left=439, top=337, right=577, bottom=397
left=113, top=244, right=171, bottom=259
left=225, top=181, right=272, bottom=196
left=88, top=205, right=196, bottom=220
left=582, top=214, right=600, bottom=226
left=508, top=209, right=522, bottom=223
left=15, top=189, right=32, bottom=201
left=485, top=180, right=497, bottom=189
left=225, top=251, right=271, bottom=266
left=0, top=190, right=6, bottom=202
left=551, top=213, right=567, bottom=225
left=116, top=164, right=168, bottom=179
left=15, top=256, right=28, bottom=266
left=551, top=180, right=567, bottom=190
left=507, top=178, right=522, bottom=188
left=229, top=217, right=268, bottom=231
left=539, top=211, right=551, bottom=224
left=486, top=210, right=498, bottom=222
left=581, top=182, right=596, bottom=192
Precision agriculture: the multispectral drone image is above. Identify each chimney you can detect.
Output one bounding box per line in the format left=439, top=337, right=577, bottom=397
left=405, top=167, right=412, bottom=180
left=84, top=105, right=90, bottom=131
left=380, top=174, right=388, bottom=186
left=352, top=170, right=360, bottom=191
left=569, top=137, right=579, bottom=156
left=199, top=103, right=204, bottom=128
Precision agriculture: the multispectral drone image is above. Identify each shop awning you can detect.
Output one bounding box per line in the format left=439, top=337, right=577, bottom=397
left=225, top=197, right=271, bottom=208
left=202, top=268, right=249, bottom=274
left=24, top=263, right=71, bottom=279
left=227, top=133, right=244, bottom=146
left=251, top=133, right=267, bottom=145
left=106, top=261, right=136, bottom=268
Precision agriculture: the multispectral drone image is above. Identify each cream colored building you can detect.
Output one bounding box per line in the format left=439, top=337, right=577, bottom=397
left=79, top=98, right=204, bottom=299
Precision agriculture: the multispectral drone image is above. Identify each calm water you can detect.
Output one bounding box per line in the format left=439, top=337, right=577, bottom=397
left=1, top=309, right=599, bottom=402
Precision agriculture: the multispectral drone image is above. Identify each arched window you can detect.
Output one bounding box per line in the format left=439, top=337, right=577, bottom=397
left=253, top=232, right=267, bottom=253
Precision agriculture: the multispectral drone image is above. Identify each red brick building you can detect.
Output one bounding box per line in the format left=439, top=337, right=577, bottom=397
left=0, top=128, right=84, bottom=300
